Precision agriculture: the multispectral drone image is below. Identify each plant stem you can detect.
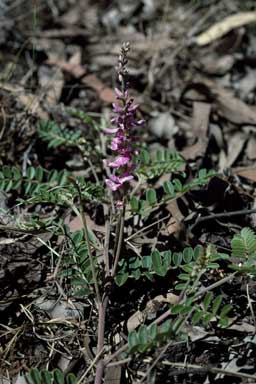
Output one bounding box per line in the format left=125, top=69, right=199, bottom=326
left=95, top=200, right=126, bottom=382
left=95, top=295, right=108, bottom=384
left=111, top=202, right=126, bottom=277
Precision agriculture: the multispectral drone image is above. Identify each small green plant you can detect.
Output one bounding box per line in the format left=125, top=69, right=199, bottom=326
left=231, top=227, right=256, bottom=273
left=130, top=165, right=216, bottom=216
left=137, top=148, right=185, bottom=179
left=27, top=368, right=77, bottom=384
left=37, top=120, right=84, bottom=149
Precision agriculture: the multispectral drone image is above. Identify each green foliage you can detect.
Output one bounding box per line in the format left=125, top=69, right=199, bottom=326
left=231, top=227, right=256, bottom=273
left=115, top=245, right=229, bottom=286
left=130, top=168, right=216, bottom=216
left=0, top=165, right=103, bottom=205
left=128, top=321, right=175, bottom=354
left=172, top=294, right=232, bottom=328
left=37, top=120, right=84, bottom=149
left=27, top=368, right=77, bottom=384
left=175, top=244, right=229, bottom=291
left=137, top=148, right=185, bottom=179
left=128, top=290, right=232, bottom=355
left=61, top=226, right=99, bottom=297
left=67, top=107, right=99, bottom=129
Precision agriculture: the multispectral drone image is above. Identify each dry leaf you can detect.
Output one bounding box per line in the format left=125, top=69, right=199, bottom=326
left=199, top=54, right=235, bottom=75
left=232, top=166, right=256, bottom=182
left=246, top=137, right=256, bottom=160
left=180, top=138, right=208, bottom=160
left=225, top=133, right=246, bottom=168
left=216, top=86, right=256, bottom=125
left=127, top=293, right=179, bottom=332
left=149, top=112, right=178, bottom=139
left=38, top=66, right=64, bottom=105
left=46, top=59, right=115, bottom=103
left=192, top=101, right=211, bottom=136
left=184, top=80, right=256, bottom=125
left=161, top=200, right=185, bottom=237
left=196, top=12, right=256, bottom=46
left=0, top=82, right=48, bottom=119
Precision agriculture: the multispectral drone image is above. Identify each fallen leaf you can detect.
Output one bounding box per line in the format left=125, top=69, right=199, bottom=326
left=149, top=112, right=178, bottom=139
left=46, top=59, right=115, bottom=103
left=0, top=82, right=48, bottom=119
left=38, top=65, right=64, bottom=105
left=180, top=138, right=208, bottom=160
left=232, top=166, right=256, bottom=182
left=199, top=54, right=235, bottom=75
left=225, top=133, right=246, bottom=168
left=217, top=89, right=256, bottom=125
left=239, top=69, right=256, bottom=99
left=246, top=136, right=256, bottom=160
left=192, top=101, right=211, bottom=136
left=127, top=293, right=179, bottom=332
left=161, top=200, right=185, bottom=237
left=46, top=58, right=86, bottom=78
left=183, top=80, right=256, bottom=125
left=196, top=12, right=256, bottom=46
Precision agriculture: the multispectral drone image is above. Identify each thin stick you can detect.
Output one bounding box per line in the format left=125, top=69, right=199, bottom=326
left=190, top=208, right=256, bottom=231
left=162, top=361, right=256, bottom=381
left=138, top=340, right=173, bottom=383
left=125, top=215, right=170, bottom=242
left=78, top=347, right=105, bottom=384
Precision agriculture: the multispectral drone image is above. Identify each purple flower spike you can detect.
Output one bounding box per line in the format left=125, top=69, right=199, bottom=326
left=104, top=42, right=144, bottom=192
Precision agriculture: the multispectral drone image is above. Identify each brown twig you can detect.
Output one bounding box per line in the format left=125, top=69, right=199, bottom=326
left=190, top=208, right=256, bottom=231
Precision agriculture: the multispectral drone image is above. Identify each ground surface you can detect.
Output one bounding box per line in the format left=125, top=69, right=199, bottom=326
left=1, top=0, right=256, bottom=383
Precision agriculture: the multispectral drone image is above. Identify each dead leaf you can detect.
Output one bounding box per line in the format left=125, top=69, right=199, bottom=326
left=184, top=80, right=256, bottom=125
left=180, top=138, right=208, bottom=160
left=199, top=54, right=235, bottom=75
left=46, top=58, right=86, bottom=78
left=232, top=166, right=256, bottom=182
left=239, top=69, right=256, bottom=99
left=161, top=200, right=185, bottom=237
left=149, top=112, right=178, bottom=139
left=192, top=101, right=211, bottom=136
left=196, top=12, right=256, bottom=46
left=127, top=293, right=179, bottom=332
left=38, top=65, right=64, bottom=105
left=225, top=133, right=246, bottom=168
left=246, top=137, right=256, bottom=160
left=0, top=82, right=48, bottom=119
left=46, top=59, right=115, bottom=103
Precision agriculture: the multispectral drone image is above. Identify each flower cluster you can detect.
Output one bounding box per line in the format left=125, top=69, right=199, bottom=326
left=104, top=43, right=144, bottom=192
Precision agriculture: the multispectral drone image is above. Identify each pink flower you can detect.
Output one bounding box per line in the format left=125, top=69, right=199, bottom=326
left=108, top=155, right=131, bottom=168
left=105, top=174, right=134, bottom=191
left=111, top=137, right=124, bottom=151
left=103, top=127, right=120, bottom=135
left=104, top=45, right=144, bottom=192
